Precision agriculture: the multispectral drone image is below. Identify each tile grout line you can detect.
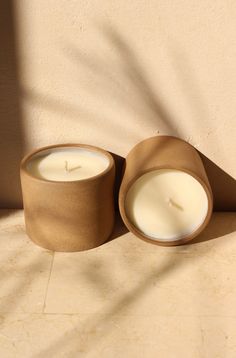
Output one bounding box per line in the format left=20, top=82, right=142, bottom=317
left=199, top=316, right=206, bottom=358
left=42, top=251, right=55, bottom=313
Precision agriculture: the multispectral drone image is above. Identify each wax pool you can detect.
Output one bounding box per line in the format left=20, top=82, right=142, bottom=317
left=125, top=169, right=209, bottom=241
left=26, top=147, right=110, bottom=181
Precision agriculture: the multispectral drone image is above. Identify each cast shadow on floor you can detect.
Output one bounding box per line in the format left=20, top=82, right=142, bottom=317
left=108, top=211, right=236, bottom=246
left=189, top=212, right=236, bottom=245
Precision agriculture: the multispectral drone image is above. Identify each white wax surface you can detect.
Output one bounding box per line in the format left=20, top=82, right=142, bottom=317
left=26, top=147, right=110, bottom=181
left=125, top=169, right=208, bottom=241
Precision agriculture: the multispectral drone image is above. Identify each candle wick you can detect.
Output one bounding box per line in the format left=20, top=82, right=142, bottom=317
left=68, top=165, right=81, bottom=172
left=168, top=198, right=183, bottom=211
left=64, top=161, right=81, bottom=173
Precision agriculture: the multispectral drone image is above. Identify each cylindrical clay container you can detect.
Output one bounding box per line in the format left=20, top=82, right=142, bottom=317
left=119, top=136, right=213, bottom=246
left=20, top=144, right=115, bottom=252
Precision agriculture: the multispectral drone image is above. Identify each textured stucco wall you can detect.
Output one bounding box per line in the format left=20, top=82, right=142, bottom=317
left=0, top=0, right=235, bottom=207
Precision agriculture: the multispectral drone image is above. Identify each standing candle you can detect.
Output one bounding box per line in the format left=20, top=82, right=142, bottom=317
left=119, top=136, right=213, bottom=246
left=26, top=147, right=110, bottom=181
left=21, top=144, right=115, bottom=252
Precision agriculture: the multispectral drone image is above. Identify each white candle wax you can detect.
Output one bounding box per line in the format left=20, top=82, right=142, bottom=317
left=125, top=169, right=208, bottom=241
left=26, top=147, right=110, bottom=181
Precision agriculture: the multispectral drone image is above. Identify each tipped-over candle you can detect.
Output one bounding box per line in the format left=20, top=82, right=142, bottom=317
left=125, top=169, right=209, bottom=241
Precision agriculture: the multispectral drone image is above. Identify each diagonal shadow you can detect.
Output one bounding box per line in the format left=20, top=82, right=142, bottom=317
left=65, top=24, right=235, bottom=212
left=190, top=212, right=236, bottom=244
left=101, top=25, right=236, bottom=212
left=33, top=251, right=188, bottom=358
left=100, top=24, right=179, bottom=134
left=162, top=37, right=236, bottom=211
left=199, top=152, right=236, bottom=211
left=0, top=1, right=24, bottom=208
left=0, top=13, right=234, bottom=357
left=65, top=26, right=180, bottom=137
left=32, top=213, right=236, bottom=358
left=31, top=26, right=236, bottom=356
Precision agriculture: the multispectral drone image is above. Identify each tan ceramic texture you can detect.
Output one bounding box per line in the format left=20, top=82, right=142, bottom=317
left=119, top=136, right=213, bottom=246
left=20, top=144, right=115, bottom=252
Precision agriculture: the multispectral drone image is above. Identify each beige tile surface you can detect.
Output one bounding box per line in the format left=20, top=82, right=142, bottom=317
left=0, top=249, right=53, bottom=314
left=45, top=212, right=236, bottom=317
left=0, top=210, right=44, bottom=251
left=0, top=210, right=236, bottom=357
left=0, top=313, right=204, bottom=358
left=201, top=317, right=236, bottom=358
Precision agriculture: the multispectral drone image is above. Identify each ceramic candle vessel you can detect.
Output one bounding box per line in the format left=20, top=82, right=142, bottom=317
left=20, top=144, right=115, bottom=252
left=119, top=136, right=213, bottom=246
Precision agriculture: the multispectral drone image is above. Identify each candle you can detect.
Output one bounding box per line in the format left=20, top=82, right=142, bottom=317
left=119, top=136, right=213, bottom=246
left=125, top=169, right=208, bottom=241
left=26, top=147, right=110, bottom=181
left=20, top=144, right=115, bottom=252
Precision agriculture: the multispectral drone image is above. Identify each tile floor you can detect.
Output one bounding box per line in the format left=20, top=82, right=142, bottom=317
left=0, top=210, right=236, bottom=357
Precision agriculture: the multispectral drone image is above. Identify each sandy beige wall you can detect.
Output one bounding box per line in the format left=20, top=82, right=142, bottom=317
left=0, top=0, right=235, bottom=208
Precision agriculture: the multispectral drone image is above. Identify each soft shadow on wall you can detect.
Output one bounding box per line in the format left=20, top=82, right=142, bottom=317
left=19, top=24, right=236, bottom=211
left=0, top=1, right=24, bottom=209
left=67, top=24, right=236, bottom=211
left=162, top=35, right=236, bottom=212
left=102, top=25, right=236, bottom=212
left=0, top=19, right=235, bottom=357
left=29, top=25, right=235, bottom=357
